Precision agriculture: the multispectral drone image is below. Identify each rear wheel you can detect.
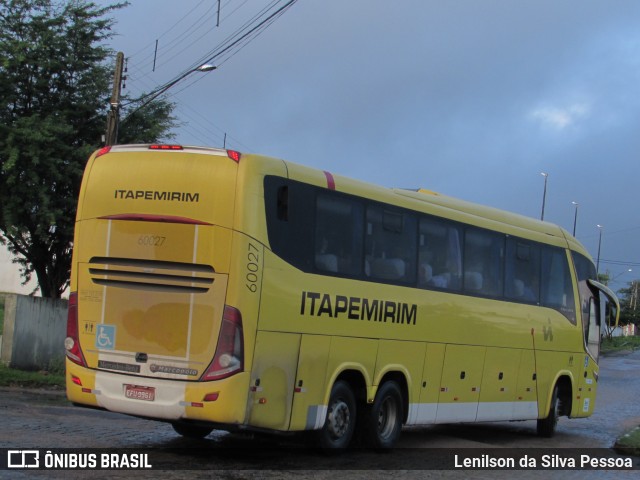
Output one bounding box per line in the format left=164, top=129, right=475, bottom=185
left=317, top=380, right=357, bottom=449
left=171, top=422, right=213, bottom=439
left=363, top=381, right=404, bottom=448
left=537, top=385, right=561, bottom=437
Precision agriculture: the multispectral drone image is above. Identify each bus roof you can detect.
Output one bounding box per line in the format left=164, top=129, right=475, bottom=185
left=94, top=145, right=592, bottom=261
left=280, top=157, right=591, bottom=259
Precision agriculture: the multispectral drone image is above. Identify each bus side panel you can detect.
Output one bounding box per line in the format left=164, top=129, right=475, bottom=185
left=325, top=337, right=378, bottom=402
left=476, top=347, right=521, bottom=421
left=535, top=350, right=576, bottom=419
left=374, top=340, right=425, bottom=416
left=574, top=354, right=598, bottom=418
left=290, top=334, right=332, bottom=431
left=247, top=331, right=301, bottom=430
left=513, top=348, right=538, bottom=419
left=226, top=232, right=265, bottom=383
left=435, top=345, right=485, bottom=423
left=410, top=343, right=446, bottom=425
left=183, top=372, right=251, bottom=424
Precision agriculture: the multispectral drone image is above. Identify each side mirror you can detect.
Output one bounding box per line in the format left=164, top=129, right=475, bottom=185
left=588, top=279, right=620, bottom=329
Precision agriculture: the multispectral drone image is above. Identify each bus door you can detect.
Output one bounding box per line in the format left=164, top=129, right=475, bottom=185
left=576, top=280, right=619, bottom=416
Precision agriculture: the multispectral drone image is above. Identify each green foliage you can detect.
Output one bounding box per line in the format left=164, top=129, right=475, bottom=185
left=615, top=427, right=640, bottom=457
left=0, top=362, right=65, bottom=388
left=601, top=335, right=640, bottom=353
left=616, top=280, right=640, bottom=328
left=0, top=0, right=176, bottom=297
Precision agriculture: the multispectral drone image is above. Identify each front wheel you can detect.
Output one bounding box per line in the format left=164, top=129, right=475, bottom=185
left=317, top=380, right=357, bottom=449
left=537, top=385, right=560, bottom=437
left=363, top=381, right=404, bottom=448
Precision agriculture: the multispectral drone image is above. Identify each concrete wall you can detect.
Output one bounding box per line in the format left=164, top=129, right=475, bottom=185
left=1, top=294, right=67, bottom=370
left=0, top=244, right=39, bottom=295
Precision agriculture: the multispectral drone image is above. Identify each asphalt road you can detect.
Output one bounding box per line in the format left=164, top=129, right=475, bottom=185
left=1, top=349, right=639, bottom=479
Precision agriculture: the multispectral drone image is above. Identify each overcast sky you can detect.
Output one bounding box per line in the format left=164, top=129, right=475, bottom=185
left=110, top=0, right=640, bottom=289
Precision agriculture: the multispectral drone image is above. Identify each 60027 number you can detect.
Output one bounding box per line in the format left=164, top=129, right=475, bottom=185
left=246, top=243, right=260, bottom=293
left=138, top=235, right=166, bottom=246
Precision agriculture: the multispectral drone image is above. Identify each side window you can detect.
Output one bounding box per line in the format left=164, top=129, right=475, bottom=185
left=364, top=206, right=416, bottom=283
left=464, top=228, right=505, bottom=297
left=505, top=238, right=540, bottom=303
left=541, top=247, right=576, bottom=323
left=315, top=193, right=363, bottom=276
left=418, top=217, right=462, bottom=291
left=264, top=176, right=315, bottom=271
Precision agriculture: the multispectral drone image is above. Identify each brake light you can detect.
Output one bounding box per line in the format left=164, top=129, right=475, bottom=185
left=200, top=306, right=244, bottom=381
left=149, top=144, right=184, bottom=150
left=64, top=292, right=87, bottom=367
left=96, top=146, right=111, bottom=158
left=227, top=150, right=241, bottom=162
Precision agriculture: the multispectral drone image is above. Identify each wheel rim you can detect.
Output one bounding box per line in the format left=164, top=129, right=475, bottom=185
left=377, top=396, right=399, bottom=440
left=327, top=399, right=351, bottom=440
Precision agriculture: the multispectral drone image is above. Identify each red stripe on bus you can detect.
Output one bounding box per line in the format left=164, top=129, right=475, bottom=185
left=323, top=171, right=336, bottom=190
left=99, top=214, right=212, bottom=225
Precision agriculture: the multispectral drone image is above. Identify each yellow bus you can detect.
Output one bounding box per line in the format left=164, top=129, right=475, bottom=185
left=65, top=144, right=619, bottom=448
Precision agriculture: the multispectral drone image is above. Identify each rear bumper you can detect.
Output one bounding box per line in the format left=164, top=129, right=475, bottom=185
left=66, top=359, right=250, bottom=424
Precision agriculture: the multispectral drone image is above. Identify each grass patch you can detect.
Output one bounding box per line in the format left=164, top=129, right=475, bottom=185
left=615, top=427, right=640, bottom=457
left=0, top=362, right=65, bottom=389
left=601, top=335, right=640, bottom=354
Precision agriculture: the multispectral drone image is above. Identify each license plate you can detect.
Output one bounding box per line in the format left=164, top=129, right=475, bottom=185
left=124, top=384, right=155, bottom=402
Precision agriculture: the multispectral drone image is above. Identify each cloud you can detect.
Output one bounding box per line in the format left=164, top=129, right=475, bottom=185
left=530, top=103, right=591, bottom=130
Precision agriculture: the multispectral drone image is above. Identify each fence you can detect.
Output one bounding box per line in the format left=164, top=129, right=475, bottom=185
left=0, top=294, right=68, bottom=370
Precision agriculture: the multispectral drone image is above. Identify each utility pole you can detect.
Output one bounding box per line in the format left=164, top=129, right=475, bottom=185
left=105, top=51, right=125, bottom=146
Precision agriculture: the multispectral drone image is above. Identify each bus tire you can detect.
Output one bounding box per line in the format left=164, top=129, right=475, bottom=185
left=537, top=385, right=560, bottom=438
left=363, top=381, right=403, bottom=449
left=171, top=422, right=213, bottom=439
left=318, top=380, right=357, bottom=449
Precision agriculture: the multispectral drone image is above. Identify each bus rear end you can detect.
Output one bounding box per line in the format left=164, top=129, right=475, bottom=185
left=65, top=145, right=251, bottom=428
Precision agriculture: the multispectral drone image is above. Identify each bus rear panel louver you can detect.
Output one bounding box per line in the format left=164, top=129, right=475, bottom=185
left=88, top=257, right=215, bottom=294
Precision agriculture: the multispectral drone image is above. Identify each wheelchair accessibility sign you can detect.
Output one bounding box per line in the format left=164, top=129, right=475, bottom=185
left=95, top=324, right=116, bottom=350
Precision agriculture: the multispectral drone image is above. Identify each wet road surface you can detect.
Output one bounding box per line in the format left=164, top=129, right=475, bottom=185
left=1, top=349, right=639, bottom=478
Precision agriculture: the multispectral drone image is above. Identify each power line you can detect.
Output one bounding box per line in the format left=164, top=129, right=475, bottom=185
left=121, top=0, right=299, bottom=119
left=599, top=259, right=640, bottom=267
left=126, top=0, right=210, bottom=61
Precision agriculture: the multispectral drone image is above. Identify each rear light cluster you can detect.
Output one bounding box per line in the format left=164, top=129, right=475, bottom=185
left=65, top=292, right=87, bottom=367
left=227, top=150, right=241, bottom=162
left=149, top=144, right=184, bottom=150
left=200, top=305, right=244, bottom=381
left=95, top=146, right=111, bottom=158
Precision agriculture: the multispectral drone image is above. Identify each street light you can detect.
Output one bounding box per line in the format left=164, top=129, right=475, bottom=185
left=540, top=172, right=548, bottom=221
left=119, top=63, right=218, bottom=132
left=609, top=268, right=632, bottom=285
left=138, top=63, right=217, bottom=107
left=572, top=201, right=579, bottom=236
left=195, top=64, right=217, bottom=73
left=596, top=224, right=603, bottom=276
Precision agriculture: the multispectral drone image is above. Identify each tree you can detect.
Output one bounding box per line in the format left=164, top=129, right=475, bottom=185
left=617, top=280, right=640, bottom=328
left=0, top=0, right=176, bottom=297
